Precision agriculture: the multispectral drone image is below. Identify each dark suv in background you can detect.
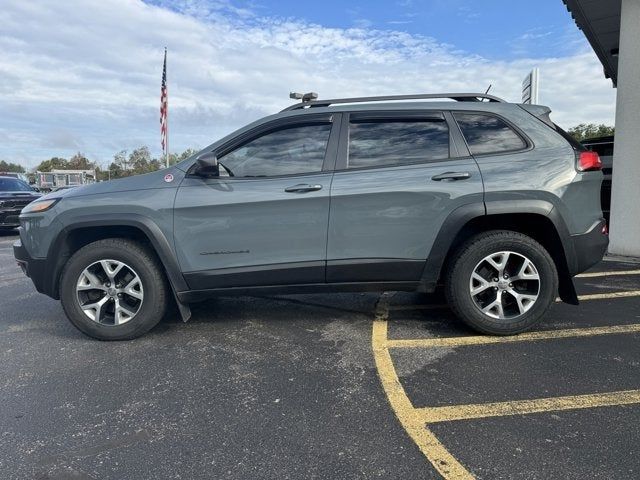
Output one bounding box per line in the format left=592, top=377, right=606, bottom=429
left=0, top=176, right=41, bottom=230
left=14, top=93, right=608, bottom=340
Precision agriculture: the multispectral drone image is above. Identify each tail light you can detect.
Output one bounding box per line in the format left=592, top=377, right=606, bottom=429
left=577, top=151, right=602, bottom=172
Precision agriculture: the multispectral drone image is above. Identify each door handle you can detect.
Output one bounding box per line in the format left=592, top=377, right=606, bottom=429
left=431, top=171, right=471, bottom=181
left=284, top=184, right=323, bottom=193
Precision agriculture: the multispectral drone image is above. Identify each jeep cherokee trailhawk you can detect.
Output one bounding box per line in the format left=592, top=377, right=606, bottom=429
left=14, top=93, right=608, bottom=340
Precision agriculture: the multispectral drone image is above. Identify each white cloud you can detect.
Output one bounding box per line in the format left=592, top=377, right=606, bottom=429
left=0, top=0, right=616, bottom=168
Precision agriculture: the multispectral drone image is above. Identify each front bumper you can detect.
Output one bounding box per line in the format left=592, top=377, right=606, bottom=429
left=570, top=219, right=609, bottom=275
left=13, top=238, right=51, bottom=297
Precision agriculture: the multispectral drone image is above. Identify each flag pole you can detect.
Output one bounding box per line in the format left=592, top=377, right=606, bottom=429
left=165, top=47, right=169, bottom=168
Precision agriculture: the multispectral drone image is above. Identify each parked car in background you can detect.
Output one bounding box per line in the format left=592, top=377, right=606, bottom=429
left=581, top=136, right=613, bottom=224
left=0, top=171, right=30, bottom=184
left=14, top=92, right=608, bottom=340
left=0, top=176, right=41, bottom=230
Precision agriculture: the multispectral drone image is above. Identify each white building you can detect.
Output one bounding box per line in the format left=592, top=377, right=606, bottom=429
left=564, top=0, right=640, bottom=257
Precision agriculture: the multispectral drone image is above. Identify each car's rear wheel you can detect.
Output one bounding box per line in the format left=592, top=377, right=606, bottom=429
left=60, top=238, right=169, bottom=340
left=445, top=230, right=558, bottom=335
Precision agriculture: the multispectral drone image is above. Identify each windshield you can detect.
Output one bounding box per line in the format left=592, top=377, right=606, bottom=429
left=0, top=177, right=34, bottom=192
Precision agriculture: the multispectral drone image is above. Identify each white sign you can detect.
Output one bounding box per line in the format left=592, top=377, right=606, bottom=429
left=522, top=68, right=540, bottom=104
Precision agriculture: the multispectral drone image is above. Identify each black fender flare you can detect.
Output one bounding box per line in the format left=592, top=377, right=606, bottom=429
left=419, top=200, right=578, bottom=305
left=47, top=214, right=189, bottom=305
left=419, top=202, right=485, bottom=292
left=484, top=199, right=578, bottom=275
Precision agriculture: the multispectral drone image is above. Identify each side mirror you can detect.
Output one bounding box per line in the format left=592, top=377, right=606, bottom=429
left=194, top=152, right=219, bottom=177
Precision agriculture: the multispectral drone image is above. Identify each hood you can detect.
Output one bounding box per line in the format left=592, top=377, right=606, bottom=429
left=0, top=191, right=41, bottom=201
left=53, top=167, right=185, bottom=199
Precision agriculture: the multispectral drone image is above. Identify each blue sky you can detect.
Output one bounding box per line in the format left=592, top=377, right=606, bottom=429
left=0, top=0, right=616, bottom=169
left=149, top=0, right=585, bottom=60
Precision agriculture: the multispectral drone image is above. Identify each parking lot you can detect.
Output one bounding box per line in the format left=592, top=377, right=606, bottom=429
left=1, top=230, right=640, bottom=479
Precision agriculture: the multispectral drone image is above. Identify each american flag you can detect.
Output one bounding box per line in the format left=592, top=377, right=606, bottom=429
left=160, top=48, right=168, bottom=154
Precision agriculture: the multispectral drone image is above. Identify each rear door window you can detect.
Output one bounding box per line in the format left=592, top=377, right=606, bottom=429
left=347, top=119, right=449, bottom=169
left=453, top=112, right=526, bottom=155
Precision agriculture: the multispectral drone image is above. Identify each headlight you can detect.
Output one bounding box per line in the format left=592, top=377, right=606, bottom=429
left=21, top=198, right=60, bottom=214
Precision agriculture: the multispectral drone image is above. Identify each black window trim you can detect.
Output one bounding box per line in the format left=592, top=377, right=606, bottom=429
left=335, top=110, right=456, bottom=172
left=551, top=122, right=587, bottom=152
left=187, top=113, right=341, bottom=180
left=451, top=110, right=533, bottom=157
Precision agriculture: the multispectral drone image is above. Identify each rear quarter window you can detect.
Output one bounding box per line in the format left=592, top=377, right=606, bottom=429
left=453, top=112, right=527, bottom=155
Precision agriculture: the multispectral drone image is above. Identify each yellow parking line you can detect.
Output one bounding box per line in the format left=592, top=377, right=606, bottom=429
left=387, top=323, right=640, bottom=349
left=373, top=290, right=640, bottom=479
left=416, top=390, right=640, bottom=423
left=577, top=290, right=640, bottom=301
left=577, top=269, right=640, bottom=278
left=388, top=304, right=447, bottom=311
left=372, top=295, right=474, bottom=479
left=387, top=289, right=640, bottom=313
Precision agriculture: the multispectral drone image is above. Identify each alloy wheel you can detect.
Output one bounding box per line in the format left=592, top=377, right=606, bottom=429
left=76, top=259, right=144, bottom=325
left=469, top=251, right=541, bottom=320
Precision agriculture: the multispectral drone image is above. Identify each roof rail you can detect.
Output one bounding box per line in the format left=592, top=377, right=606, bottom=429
left=281, top=92, right=507, bottom=112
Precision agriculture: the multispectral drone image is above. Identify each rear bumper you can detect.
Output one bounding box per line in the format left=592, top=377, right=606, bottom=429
left=569, top=219, right=609, bottom=275
left=13, top=238, right=52, bottom=297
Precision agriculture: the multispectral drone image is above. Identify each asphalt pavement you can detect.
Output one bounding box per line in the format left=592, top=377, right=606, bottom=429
left=1, top=229, right=639, bottom=479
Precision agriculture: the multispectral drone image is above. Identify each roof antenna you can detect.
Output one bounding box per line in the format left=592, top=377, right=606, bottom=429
left=483, top=84, right=492, bottom=101
left=290, top=92, right=318, bottom=103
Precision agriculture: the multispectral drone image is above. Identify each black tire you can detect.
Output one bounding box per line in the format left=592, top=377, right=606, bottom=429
left=445, top=230, right=558, bottom=335
left=60, top=238, right=169, bottom=340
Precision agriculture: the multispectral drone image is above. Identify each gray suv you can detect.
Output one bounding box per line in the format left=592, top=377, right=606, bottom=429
left=14, top=93, right=608, bottom=340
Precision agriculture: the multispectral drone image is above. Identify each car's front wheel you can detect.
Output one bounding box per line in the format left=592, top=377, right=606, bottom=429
left=445, top=230, right=558, bottom=335
left=60, top=238, right=169, bottom=340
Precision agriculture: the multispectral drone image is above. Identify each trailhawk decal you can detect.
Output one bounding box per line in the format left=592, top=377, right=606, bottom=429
left=199, top=250, right=250, bottom=256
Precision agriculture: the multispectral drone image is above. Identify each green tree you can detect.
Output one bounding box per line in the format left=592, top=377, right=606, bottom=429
left=106, top=150, right=128, bottom=179
left=35, top=157, right=68, bottom=172
left=168, top=148, right=198, bottom=166
left=105, top=162, right=123, bottom=179
left=567, top=124, right=615, bottom=142
left=149, top=158, right=162, bottom=171
left=0, top=160, right=26, bottom=173
left=94, top=165, right=112, bottom=182
left=129, top=146, right=153, bottom=174
left=113, top=150, right=128, bottom=168
left=68, top=152, right=93, bottom=170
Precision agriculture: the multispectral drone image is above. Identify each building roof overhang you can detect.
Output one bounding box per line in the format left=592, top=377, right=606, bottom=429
left=563, top=0, right=621, bottom=85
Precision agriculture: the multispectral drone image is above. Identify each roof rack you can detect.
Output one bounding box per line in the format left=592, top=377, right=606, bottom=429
left=281, top=92, right=507, bottom=112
